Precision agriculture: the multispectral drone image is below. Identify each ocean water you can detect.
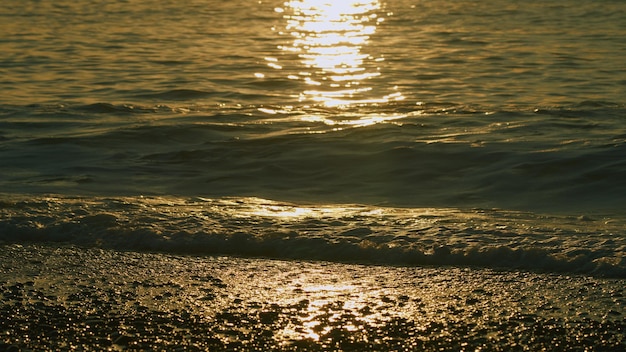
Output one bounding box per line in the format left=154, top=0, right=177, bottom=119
left=1, top=0, right=625, bottom=277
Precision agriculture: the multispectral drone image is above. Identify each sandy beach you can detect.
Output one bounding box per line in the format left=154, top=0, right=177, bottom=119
left=0, top=243, right=624, bottom=351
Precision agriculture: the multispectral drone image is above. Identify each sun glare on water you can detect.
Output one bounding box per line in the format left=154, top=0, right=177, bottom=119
left=268, top=0, right=404, bottom=107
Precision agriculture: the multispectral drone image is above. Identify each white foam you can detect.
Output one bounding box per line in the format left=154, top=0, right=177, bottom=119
left=1, top=195, right=624, bottom=277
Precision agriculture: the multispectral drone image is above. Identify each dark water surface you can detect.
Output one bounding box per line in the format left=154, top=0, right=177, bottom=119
left=1, top=0, right=625, bottom=276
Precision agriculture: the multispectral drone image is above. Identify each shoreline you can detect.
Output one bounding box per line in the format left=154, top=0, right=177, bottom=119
left=1, top=243, right=624, bottom=350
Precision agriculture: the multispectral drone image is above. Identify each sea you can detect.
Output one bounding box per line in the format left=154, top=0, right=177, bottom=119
left=1, top=0, right=625, bottom=278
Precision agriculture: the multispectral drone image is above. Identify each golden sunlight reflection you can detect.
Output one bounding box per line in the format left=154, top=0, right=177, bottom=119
left=300, top=111, right=406, bottom=128
left=277, top=282, right=374, bottom=343
left=245, top=201, right=382, bottom=219
left=255, top=107, right=408, bottom=131
left=224, top=197, right=475, bottom=223
left=269, top=0, right=404, bottom=107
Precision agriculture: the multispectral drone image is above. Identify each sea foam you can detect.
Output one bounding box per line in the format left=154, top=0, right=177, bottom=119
left=1, top=195, right=624, bottom=278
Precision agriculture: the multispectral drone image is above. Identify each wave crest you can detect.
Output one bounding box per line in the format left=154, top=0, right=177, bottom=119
left=1, top=196, right=624, bottom=278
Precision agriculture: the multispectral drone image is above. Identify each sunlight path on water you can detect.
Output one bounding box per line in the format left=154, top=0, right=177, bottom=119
left=266, top=0, right=405, bottom=107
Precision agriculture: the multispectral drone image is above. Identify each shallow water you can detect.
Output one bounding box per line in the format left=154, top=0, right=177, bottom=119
left=1, top=0, right=625, bottom=276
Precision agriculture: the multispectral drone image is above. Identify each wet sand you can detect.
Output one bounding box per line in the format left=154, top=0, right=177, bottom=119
left=1, top=243, right=624, bottom=351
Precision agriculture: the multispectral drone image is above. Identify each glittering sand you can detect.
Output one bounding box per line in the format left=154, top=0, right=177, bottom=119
left=1, top=244, right=624, bottom=351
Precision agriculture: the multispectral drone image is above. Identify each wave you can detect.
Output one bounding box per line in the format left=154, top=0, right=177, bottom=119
left=1, top=195, right=624, bottom=278
left=1, top=101, right=626, bottom=213
left=132, top=89, right=218, bottom=101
